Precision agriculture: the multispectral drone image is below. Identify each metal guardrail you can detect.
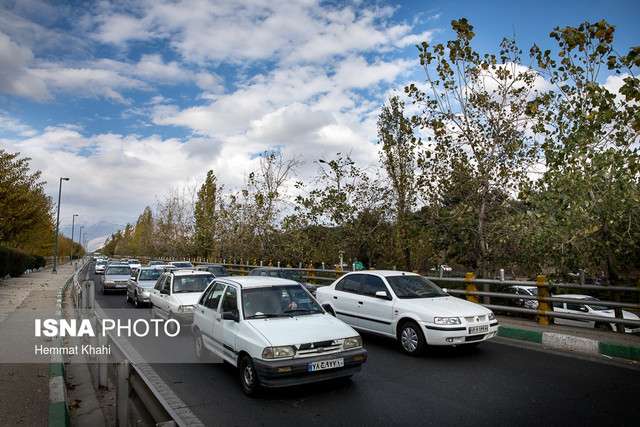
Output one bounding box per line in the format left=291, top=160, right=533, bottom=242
left=71, top=260, right=184, bottom=426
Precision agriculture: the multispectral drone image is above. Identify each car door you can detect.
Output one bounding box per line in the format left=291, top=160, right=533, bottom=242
left=197, top=282, right=226, bottom=351
left=150, top=276, right=166, bottom=314
left=330, top=274, right=364, bottom=328
left=212, top=285, right=240, bottom=364
left=356, top=274, right=394, bottom=335
left=553, top=301, right=592, bottom=327
left=153, top=276, right=172, bottom=318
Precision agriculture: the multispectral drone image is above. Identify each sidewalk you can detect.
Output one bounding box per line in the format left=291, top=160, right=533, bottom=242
left=0, top=262, right=75, bottom=425
left=496, top=314, right=640, bottom=361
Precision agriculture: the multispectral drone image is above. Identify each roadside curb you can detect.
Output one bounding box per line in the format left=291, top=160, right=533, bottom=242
left=497, top=325, right=640, bottom=362
left=48, top=274, right=74, bottom=427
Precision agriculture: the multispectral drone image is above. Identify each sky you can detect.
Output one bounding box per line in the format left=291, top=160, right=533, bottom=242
left=1, top=0, right=638, bottom=240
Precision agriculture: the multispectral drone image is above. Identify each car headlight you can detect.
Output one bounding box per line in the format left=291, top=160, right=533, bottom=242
left=262, top=346, right=296, bottom=359
left=343, top=336, right=362, bottom=349
left=488, top=312, right=496, bottom=321
left=434, top=316, right=461, bottom=325
left=177, top=305, right=195, bottom=313
left=104, top=280, right=114, bottom=284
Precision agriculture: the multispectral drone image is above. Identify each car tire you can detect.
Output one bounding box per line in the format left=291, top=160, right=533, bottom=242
left=133, top=293, right=140, bottom=308
left=166, top=313, right=178, bottom=335
left=239, top=356, right=261, bottom=397
left=398, top=321, right=425, bottom=356
left=595, top=322, right=612, bottom=331
left=126, top=292, right=132, bottom=303
left=101, top=284, right=107, bottom=295
left=193, top=330, right=208, bottom=361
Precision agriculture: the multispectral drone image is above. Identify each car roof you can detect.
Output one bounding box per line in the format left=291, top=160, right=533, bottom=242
left=341, top=270, right=420, bottom=277
left=164, top=269, right=213, bottom=277
left=214, top=275, right=299, bottom=289
left=559, top=294, right=595, bottom=300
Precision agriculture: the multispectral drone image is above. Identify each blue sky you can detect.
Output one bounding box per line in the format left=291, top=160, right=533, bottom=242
left=1, top=0, right=638, bottom=245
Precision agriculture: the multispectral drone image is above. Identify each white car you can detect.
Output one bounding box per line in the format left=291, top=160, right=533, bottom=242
left=315, top=271, right=498, bottom=355
left=94, top=259, right=108, bottom=274
left=150, top=270, right=214, bottom=331
left=552, top=294, right=640, bottom=333
left=127, top=259, right=142, bottom=271
left=192, top=276, right=367, bottom=396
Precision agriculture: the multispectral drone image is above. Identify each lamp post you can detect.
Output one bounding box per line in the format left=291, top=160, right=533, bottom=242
left=79, top=226, right=84, bottom=260
left=70, top=214, right=78, bottom=262
left=52, top=177, right=70, bottom=273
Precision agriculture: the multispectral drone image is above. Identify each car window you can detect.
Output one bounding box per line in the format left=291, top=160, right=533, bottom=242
left=336, top=274, right=363, bottom=293
left=220, top=286, right=238, bottom=316
left=386, top=275, right=448, bottom=299
left=155, top=276, right=166, bottom=291
left=139, top=269, right=162, bottom=281
left=552, top=301, right=563, bottom=309
left=173, top=275, right=212, bottom=293
left=362, top=275, right=388, bottom=297
left=106, top=267, right=131, bottom=275
left=162, top=277, right=171, bottom=293
left=203, top=283, right=225, bottom=309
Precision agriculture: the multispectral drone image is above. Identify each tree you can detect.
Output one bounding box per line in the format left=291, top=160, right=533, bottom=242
left=405, top=19, right=538, bottom=277
left=194, top=170, right=223, bottom=259
left=378, top=95, right=419, bottom=270
left=0, top=150, right=54, bottom=253
left=525, top=20, right=640, bottom=281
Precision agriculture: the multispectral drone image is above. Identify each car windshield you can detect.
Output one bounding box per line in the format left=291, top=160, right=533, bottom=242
left=242, top=285, right=322, bottom=319
left=386, top=275, right=448, bottom=299
left=172, top=262, right=193, bottom=268
left=582, top=297, right=610, bottom=311
left=139, top=270, right=163, bottom=281
left=172, top=275, right=212, bottom=293
left=281, top=270, right=304, bottom=282
left=106, top=267, right=131, bottom=275
left=205, top=266, right=229, bottom=276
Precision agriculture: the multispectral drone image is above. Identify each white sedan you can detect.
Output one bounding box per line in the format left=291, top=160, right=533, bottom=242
left=192, top=276, right=367, bottom=396
left=552, top=294, right=640, bottom=333
left=315, top=270, right=498, bottom=355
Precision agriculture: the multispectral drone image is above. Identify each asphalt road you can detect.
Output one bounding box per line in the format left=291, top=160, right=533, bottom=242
left=90, top=268, right=640, bottom=426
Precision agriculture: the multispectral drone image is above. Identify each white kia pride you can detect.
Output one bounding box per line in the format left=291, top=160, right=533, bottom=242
left=315, top=270, right=498, bottom=355
left=192, top=276, right=367, bottom=396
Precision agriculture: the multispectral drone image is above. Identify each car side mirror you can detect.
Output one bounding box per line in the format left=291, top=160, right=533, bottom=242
left=375, top=291, right=391, bottom=300
left=160, top=289, right=169, bottom=295
left=222, top=311, right=239, bottom=322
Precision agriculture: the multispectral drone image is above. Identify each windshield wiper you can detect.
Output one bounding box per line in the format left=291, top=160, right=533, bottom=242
left=283, top=309, right=321, bottom=315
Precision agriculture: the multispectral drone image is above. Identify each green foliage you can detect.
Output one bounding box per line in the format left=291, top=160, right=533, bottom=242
left=405, top=19, right=538, bottom=277
left=0, top=245, right=45, bottom=278
left=0, top=150, right=54, bottom=253
left=525, top=20, right=640, bottom=281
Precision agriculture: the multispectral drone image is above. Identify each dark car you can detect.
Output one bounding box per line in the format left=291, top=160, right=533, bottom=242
left=195, top=264, right=230, bottom=277
left=247, top=267, right=317, bottom=294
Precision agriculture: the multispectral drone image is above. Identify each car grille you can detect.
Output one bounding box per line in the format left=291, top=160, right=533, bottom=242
left=296, top=340, right=342, bottom=356
left=464, top=315, right=488, bottom=324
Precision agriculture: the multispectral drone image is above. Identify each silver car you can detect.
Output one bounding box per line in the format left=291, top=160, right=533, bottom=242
left=126, top=266, right=164, bottom=308
left=101, top=264, right=132, bottom=294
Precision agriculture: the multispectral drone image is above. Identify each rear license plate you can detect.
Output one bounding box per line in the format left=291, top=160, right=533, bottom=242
left=468, top=325, right=488, bottom=335
left=308, top=358, right=344, bottom=372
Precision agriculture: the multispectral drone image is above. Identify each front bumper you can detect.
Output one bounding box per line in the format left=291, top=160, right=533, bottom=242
left=253, top=347, right=367, bottom=388
left=103, top=281, right=128, bottom=291
left=423, top=321, right=499, bottom=345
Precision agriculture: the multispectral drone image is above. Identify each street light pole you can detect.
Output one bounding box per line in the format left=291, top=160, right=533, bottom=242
left=79, top=226, right=84, bottom=260
left=70, top=214, right=78, bottom=262
left=53, top=177, right=69, bottom=273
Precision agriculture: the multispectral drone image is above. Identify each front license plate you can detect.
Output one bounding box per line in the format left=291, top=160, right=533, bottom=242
left=308, top=358, right=344, bottom=372
left=468, top=325, right=488, bottom=335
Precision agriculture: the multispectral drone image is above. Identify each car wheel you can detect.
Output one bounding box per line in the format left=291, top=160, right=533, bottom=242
left=194, top=330, right=208, bottom=361
left=101, top=284, right=107, bottom=295
left=595, top=322, right=612, bottom=331
left=133, top=293, right=140, bottom=308
left=126, top=292, right=132, bottom=303
left=166, top=314, right=178, bottom=335
left=398, top=321, right=425, bottom=356
left=239, top=356, right=261, bottom=397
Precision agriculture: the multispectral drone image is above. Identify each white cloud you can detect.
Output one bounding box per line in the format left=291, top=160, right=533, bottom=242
left=0, top=31, right=51, bottom=100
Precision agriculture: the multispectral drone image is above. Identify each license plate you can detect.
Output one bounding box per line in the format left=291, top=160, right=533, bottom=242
left=308, top=358, right=344, bottom=372
left=468, top=325, right=488, bottom=335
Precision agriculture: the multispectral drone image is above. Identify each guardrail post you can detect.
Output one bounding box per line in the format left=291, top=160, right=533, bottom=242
left=81, top=279, right=95, bottom=311
left=464, top=273, right=479, bottom=303
left=116, top=360, right=130, bottom=426
left=308, top=262, right=316, bottom=285
left=98, top=330, right=109, bottom=389
left=536, top=275, right=551, bottom=325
